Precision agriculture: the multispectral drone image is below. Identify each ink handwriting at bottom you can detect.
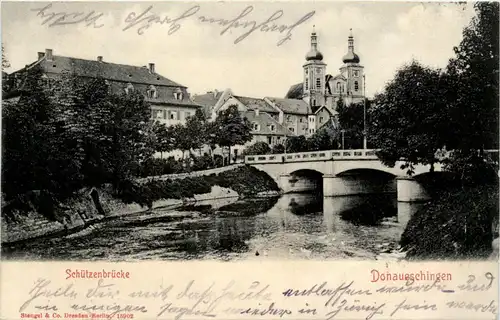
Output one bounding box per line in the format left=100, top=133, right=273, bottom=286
left=157, top=280, right=271, bottom=319
left=325, top=299, right=385, bottom=320
left=198, top=6, right=315, bottom=46
left=241, top=302, right=292, bottom=318
left=390, top=299, right=437, bottom=317
left=19, top=279, right=78, bottom=312
left=157, top=302, right=216, bottom=320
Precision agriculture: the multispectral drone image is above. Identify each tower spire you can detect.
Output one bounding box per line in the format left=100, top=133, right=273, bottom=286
left=342, top=28, right=359, bottom=64
left=311, top=25, right=317, bottom=51
left=305, top=25, right=323, bottom=61
left=348, top=28, right=354, bottom=53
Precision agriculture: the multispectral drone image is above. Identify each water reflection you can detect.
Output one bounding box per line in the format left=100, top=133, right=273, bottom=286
left=2, top=193, right=424, bottom=261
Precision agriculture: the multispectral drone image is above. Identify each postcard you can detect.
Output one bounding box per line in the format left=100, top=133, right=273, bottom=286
left=1, top=1, right=498, bottom=319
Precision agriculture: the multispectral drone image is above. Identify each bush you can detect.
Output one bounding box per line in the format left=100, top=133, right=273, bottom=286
left=242, top=142, right=271, bottom=155
left=271, top=144, right=285, bottom=154
left=400, top=185, right=499, bottom=259
left=114, top=165, right=279, bottom=207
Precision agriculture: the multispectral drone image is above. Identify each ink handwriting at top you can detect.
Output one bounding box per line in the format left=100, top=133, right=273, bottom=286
left=30, top=4, right=105, bottom=28
left=198, top=6, right=316, bottom=46
left=123, top=5, right=201, bottom=35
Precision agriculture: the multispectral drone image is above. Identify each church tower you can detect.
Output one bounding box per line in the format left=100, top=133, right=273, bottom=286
left=339, top=29, right=364, bottom=105
left=303, top=27, right=326, bottom=108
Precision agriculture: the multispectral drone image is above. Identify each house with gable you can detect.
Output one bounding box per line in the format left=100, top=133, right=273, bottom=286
left=7, top=48, right=201, bottom=128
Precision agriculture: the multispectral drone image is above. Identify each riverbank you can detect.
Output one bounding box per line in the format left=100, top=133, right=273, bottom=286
left=400, top=185, right=499, bottom=260
left=1, top=165, right=280, bottom=244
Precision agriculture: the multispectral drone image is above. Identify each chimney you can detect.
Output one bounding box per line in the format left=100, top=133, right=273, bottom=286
left=213, top=89, right=218, bottom=98
left=255, top=109, right=260, bottom=116
left=37, top=52, right=45, bottom=60
left=97, top=56, right=103, bottom=62
left=148, top=63, right=155, bottom=73
left=45, top=49, right=53, bottom=61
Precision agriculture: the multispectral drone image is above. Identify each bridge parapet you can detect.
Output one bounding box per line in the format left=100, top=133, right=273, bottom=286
left=245, top=149, right=379, bottom=164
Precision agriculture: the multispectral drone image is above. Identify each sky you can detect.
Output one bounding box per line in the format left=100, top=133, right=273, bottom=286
left=2, top=1, right=475, bottom=98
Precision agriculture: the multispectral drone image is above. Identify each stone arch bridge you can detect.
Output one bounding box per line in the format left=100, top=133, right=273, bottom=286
left=245, top=149, right=445, bottom=202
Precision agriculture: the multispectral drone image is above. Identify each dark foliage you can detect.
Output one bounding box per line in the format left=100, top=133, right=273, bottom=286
left=401, top=185, right=498, bottom=259
left=115, top=166, right=279, bottom=207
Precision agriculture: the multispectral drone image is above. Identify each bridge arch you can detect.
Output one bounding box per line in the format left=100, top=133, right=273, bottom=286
left=281, top=169, right=324, bottom=194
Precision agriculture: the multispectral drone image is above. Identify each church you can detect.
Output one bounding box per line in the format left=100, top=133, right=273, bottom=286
left=285, top=28, right=366, bottom=112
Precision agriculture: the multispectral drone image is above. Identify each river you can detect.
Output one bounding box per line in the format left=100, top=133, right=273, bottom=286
left=1, top=193, right=424, bottom=261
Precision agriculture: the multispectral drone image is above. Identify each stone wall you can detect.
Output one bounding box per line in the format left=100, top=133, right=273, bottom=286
left=1, top=185, right=239, bottom=244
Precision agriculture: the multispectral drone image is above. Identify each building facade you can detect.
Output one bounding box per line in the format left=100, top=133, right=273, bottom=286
left=286, top=29, right=366, bottom=110
left=8, top=49, right=201, bottom=127
left=193, top=89, right=337, bottom=159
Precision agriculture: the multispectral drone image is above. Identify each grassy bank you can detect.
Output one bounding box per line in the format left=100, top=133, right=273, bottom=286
left=116, top=165, right=280, bottom=207
left=400, top=185, right=499, bottom=260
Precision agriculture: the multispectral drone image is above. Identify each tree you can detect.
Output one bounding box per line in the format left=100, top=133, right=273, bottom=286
left=2, top=65, right=84, bottom=202
left=213, top=105, right=252, bottom=164
left=337, top=99, right=371, bottom=149
left=307, top=127, right=338, bottom=151
left=368, top=61, right=448, bottom=175
left=184, top=108, right=208, bottom=156
left=285, top=135, right=309, bottom=153
left=2, top=44, right=10, bottom=71
left=271, top=143, right=285, bottom=154
left=243, top=141, right=271, bottom=155
left=446, top=2, right=499, bottom=152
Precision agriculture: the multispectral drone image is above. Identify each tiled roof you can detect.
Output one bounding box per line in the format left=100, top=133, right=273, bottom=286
left=235, top=96, right=278, bottom=114
left=332, top=74, right=346, bottom=80
left=192, top=91, right=224, bottom=117
left=39, top=55, right=185, bottom=87
left=267, top=97, right=312, bottom=115
left=9, top=54, right=201, bottom=108
left=243, top=110, right=293, bottom=136
left=285, top=83, right=303, bottom=99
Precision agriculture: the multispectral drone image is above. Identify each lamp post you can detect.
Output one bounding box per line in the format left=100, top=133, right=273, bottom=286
left=341, top=129, right=345, bottom=150
left=363, top=74, right=367, bottom=149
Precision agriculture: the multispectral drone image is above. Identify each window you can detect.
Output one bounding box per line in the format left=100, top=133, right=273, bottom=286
left=299, top=118, right=303, bottom=123
left=289, top=127, right=295, bottom=133
left=173, top=88, right=183, bottom=100
left=267, top=137, right=272, bottom=144
left=270, top=124, right=276, bottom=132
left=305, top=79, right=309, bottom=90
left=147, top=85, right=157, bottom=99
left=287, top=115, right=292, bottom=122
left=124, top=83, right=134, bottom=94
left=353, top=70, right=359, bottom=77
left=316, top=78, right=321, bottom=89
left=319, top=117, right=324, bottom=123
left=169, top=111, right=178, bottom=120
left=185, top=111, right=191, bottom=119
left=354, top=81, right=359, bottom=91
left=252, top=122, right=260, bottom=131
left=336, top=82, right=344, bottom=93
left=316, top=68, right=321, bottom=73
left=312, top=99, right=316, bottom=106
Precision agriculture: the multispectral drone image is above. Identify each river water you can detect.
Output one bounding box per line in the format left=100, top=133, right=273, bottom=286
left=2, top=193, right=424, bottom=261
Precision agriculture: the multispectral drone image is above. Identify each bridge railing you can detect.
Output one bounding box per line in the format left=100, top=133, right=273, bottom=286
left=244, top=149, right=379, bottom=164
left=245, top=149, right=500, bottom=165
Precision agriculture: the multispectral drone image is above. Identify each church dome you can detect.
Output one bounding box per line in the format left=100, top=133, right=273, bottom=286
left=342, top=52, right=360, bottom=64
left=306, top=49, right=323, bottom=61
